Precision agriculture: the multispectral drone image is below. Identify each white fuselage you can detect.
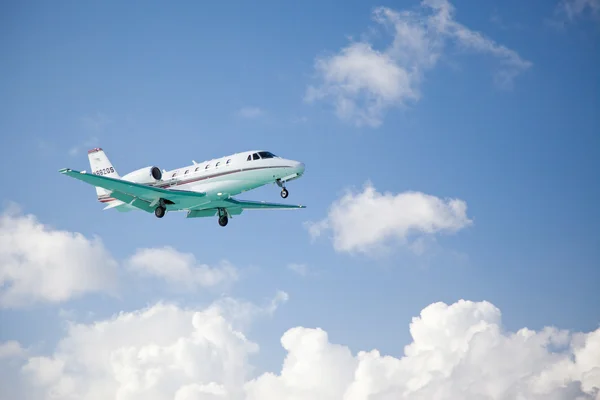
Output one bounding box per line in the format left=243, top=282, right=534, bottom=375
left=151, top=150, right=304, bottom=201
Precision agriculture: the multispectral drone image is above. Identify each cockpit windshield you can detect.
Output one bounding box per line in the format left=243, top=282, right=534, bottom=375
left=257, top=151, right=277, bottom=158
left=247, top=151, right=278, bottom=161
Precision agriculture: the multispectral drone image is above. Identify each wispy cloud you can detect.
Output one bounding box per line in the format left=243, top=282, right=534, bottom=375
left=305, top=0, right=532, bottom=127
left=558, top=0, right=600, bottom=20
left=80, top=112, right=111, bottom=132
left=546, top=0, right=600, bottom=30
left=237, top=106, right=264, bottom=118
left=68, top=136, right=99, bottom=157
left=68, top=112, right=112, bottom=156
left=287, top=263, right=309, bottom=276
left=0, top=341, right=26, bottom=359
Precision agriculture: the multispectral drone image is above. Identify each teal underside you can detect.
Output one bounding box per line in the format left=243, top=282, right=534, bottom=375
left=59, top=168, right=305, bottom=218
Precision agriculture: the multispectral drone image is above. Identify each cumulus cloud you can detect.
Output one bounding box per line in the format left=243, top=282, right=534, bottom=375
left=246, top=300, right=600, bottom=399
left=237, top=107, right=264, bottom=119
left=19, top=293, right=286, bottom=400
left=0, top=205, right=118, bottom=308
left=12, top=298, right=600, bottom=399
left=305, top=0, right=532, bottom=127
left=0, top=206, right=243, bottom=307
left=305, top=182, right=472, bottom=255
left=127, top=246, right=239, bottom=290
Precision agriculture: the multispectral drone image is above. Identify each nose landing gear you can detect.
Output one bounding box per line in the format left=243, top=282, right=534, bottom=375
left=276, top=179, right=289, bottom=198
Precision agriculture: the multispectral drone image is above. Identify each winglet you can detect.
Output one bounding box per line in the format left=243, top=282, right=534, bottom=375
left=58, top=168, right=72, bottom=174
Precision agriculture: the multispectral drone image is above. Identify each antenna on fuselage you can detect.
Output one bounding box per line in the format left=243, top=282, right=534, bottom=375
left=192, top=160, right=197, bottom=165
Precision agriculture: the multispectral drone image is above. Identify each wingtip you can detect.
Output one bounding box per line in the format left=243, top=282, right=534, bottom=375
left=58, top=168, right=71, bottom=174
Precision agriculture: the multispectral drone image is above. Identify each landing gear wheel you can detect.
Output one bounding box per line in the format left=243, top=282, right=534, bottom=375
left=280, top=188, right=289, bottom=198
left=154, top=206, right=166, bottom=218
left=218, top=215, right=228, bottom=227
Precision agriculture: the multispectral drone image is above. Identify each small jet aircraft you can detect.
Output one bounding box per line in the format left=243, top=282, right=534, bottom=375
left=59, top=148, right=306, bottom=226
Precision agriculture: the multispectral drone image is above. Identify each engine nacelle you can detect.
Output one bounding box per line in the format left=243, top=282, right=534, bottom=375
left=121, top=166, right=162, bottom=184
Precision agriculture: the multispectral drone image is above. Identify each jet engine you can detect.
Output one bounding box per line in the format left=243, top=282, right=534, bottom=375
left=121, top=166, right=163, bottom=184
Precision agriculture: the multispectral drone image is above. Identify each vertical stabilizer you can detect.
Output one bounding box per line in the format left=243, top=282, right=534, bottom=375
left=87, top=148, right=120, bottom=202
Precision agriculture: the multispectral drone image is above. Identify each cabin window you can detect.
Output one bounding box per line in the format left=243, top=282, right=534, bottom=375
left=252, top=153, right=261, bottom=160
left=172, top=172, right=177, bottom=178
left=258, top=151, right=276, bottom=159
left=205, top=164, right=210, bottom=169
left=184, top=170, right=189, bottom=175
left=216, top=162, right=221, bottom=167
left=226, top=159, right=231, bottom=165
left=195, top=167, right=200, bottom=172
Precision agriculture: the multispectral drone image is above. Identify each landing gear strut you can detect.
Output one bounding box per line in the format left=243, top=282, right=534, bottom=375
left=218, top=208, right=228, bottom=227
left=276, top=179, right=289, bottom=199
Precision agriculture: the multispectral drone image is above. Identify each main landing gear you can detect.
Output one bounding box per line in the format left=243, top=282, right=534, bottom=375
left=154, top=198, right=170, bottom=218
left=280, top=187, right=289, bottom=199
left=155, top=205, right=166, bottom=218
left=218, top=208, right=228, bottom=227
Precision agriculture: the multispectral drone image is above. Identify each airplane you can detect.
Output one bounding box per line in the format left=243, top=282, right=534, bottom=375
left=59, top=148, right=306, bottom=227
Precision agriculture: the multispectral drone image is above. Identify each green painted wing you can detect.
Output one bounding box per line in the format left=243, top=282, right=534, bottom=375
left=59, top=168, right=208, bottom=212
left=186, top=198, right=306, bottom=218
left=224, top=198, right=306, bottom=210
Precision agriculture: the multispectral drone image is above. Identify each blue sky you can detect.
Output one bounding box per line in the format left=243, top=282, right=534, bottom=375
left=1, top=0, right=599, bottom=399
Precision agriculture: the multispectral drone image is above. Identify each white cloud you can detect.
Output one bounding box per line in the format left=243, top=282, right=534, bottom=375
left=80, top=112, right=112, bottom=132
left=12, top=298, right=600, bottom=399
left=19, top=293, right=286, bottom=400
left=287, top=263, right=308, bottom=276
left=127, top=246, right=239, bottom=290
left=305, top=0, right=532, bottom=127
left=0, top=341, right=25, bottom=359
left=0, top=205, right=118, bottom=308
left=237, top=107, right=264, bottom=119
left=68, top=136, right=99, bottom=157
left=557, top=0, right=600, bottom=20
left=246, top=300, right=600, bottom=399
left=305, top=182, right=472, bottom=255
left=69, top=112, right=111, bottom=156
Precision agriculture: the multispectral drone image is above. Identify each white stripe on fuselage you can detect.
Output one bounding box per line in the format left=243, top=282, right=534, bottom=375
left=98, top=150, right=304, bottom=206
left=147, top=151, right=302, bottom=198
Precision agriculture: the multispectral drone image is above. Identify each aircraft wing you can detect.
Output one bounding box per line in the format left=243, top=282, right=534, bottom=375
left=223, top=198, right=306, bottom=210
left=59, top=168, right=207, bottom=212
left=186, top=197, right=305, bottom=218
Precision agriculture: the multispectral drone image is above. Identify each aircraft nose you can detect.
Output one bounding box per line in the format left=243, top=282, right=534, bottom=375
left=296, top=162, right=305, bottom=174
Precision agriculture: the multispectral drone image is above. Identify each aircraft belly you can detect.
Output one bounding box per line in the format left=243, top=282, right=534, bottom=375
left=184, top=178, right=265, bottom=199
left=161, top=167, right=279, bottom=212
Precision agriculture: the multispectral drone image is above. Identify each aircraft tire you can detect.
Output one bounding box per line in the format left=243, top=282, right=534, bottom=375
left=218, top=215, right=228, bottom=227
left=155, top=206, right=166, bottom=218
left=280, top=188, right=289, bottom=198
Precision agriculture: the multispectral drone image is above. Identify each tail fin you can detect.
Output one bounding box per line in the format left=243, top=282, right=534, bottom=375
left=87, top=148, right=120, bottom=202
